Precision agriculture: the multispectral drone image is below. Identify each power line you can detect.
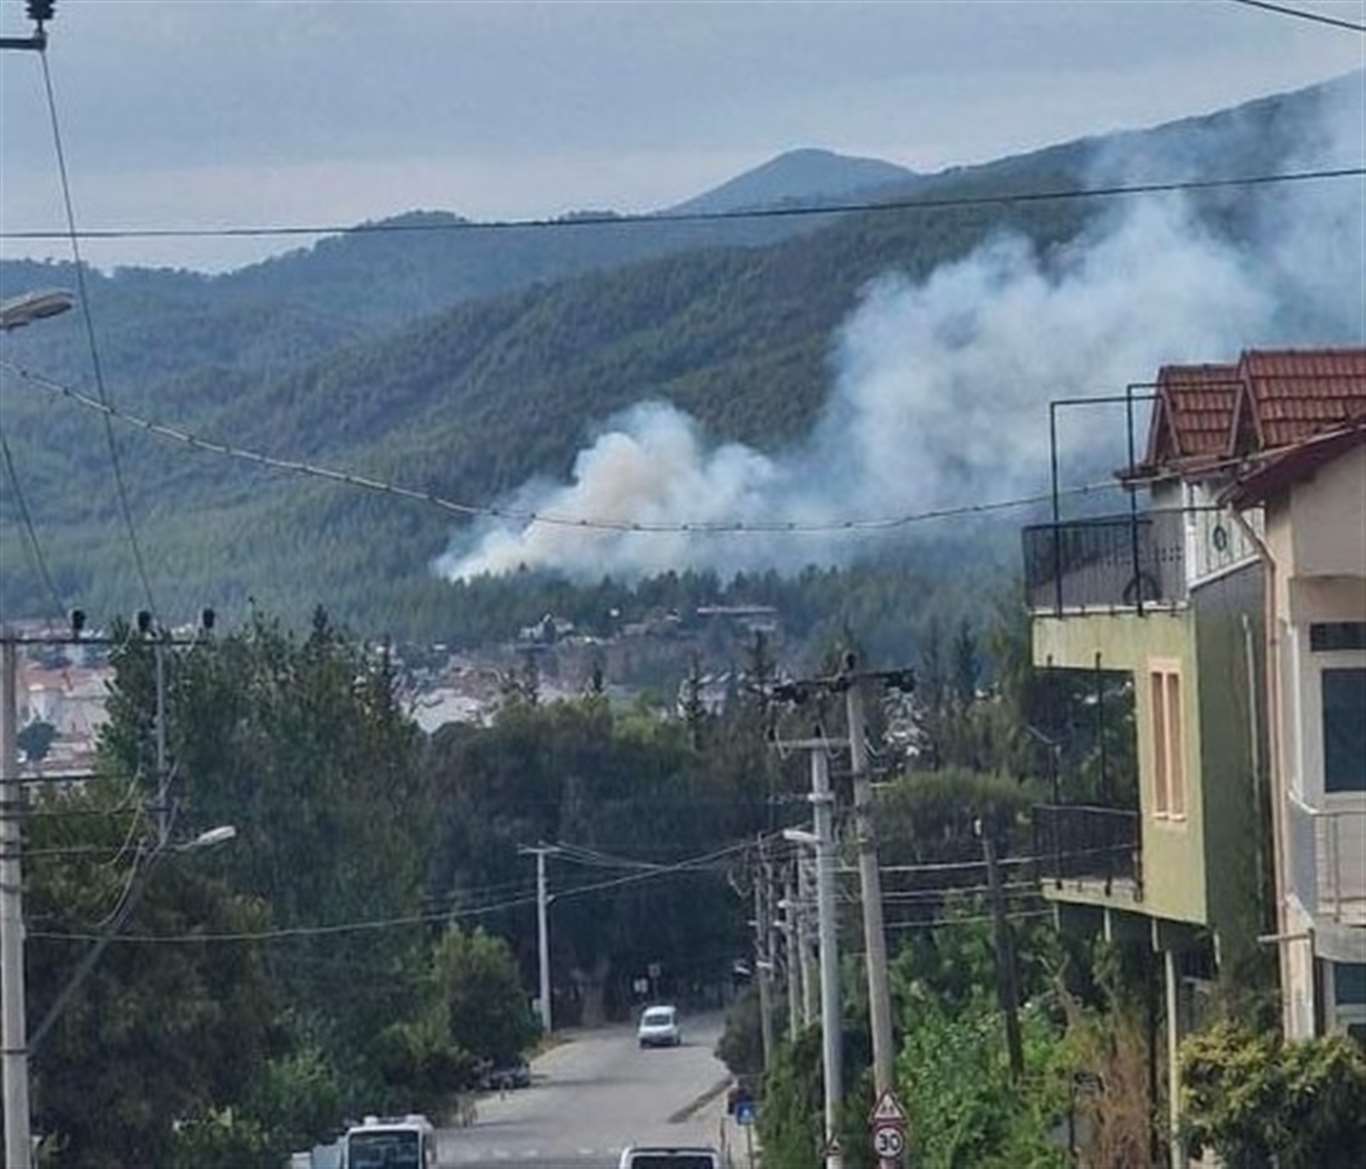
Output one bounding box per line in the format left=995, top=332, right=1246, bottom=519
left=0, top=428, right=66, bottom=622
left=1, top=165, right=1361, bottom=243
left=0, top=358, right=1120, bottom=537
left=1224, top=0, right=1366, bottom=32
left=36, top=50, right=156, bottom=613
left=27, top=833, right=772, bottom=943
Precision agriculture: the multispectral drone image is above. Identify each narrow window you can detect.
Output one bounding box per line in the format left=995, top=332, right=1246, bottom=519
left=1322, top=668, right=1366, bottom=794
left=1152, top=671, right=1169, bottom=816
left=1168, top=672, right=1185, bottom=816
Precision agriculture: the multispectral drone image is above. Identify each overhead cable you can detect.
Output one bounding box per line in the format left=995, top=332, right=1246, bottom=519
left=1223, top=0, right=1366, bottom=32
left=27, top=833, right=773, bottom=943
left=0, top=428, right=66, bottom=622
left=0, top=359, right=1119, bottom=537
left=37, top=50, right=156, bottom=611
left=1, top=165, right=1362, bottom=243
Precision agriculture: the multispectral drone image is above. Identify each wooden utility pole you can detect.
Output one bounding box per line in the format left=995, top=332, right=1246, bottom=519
left=981, top=825, right=1024, bottom=1080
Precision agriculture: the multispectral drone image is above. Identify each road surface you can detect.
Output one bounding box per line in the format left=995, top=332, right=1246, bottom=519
left=438, top=1012, right=735, bottom=1168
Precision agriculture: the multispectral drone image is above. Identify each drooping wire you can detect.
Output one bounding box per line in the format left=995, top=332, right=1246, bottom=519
left=0, top=426, right=66, bottom=622
left=1224, top=0, right=1366, bottom=33
left=1, top=165, right=1362, bottom=243
left=0, top=357, right=1125, bottom=537
left=37, top=49, right=156, bottom=613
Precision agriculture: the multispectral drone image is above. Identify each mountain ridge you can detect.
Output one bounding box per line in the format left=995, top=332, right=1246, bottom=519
left=0, top=73, right=1360, bottom=633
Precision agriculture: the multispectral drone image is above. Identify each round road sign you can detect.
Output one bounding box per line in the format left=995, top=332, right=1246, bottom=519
left=873, top=1126, right=906, bottom=1158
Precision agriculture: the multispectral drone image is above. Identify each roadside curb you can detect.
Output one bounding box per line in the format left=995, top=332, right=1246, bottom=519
left=667, top=1075, right=732, bottom=1124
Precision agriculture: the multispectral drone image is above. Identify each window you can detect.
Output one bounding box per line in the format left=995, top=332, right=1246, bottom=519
left=1310, top=623, right=1366, bottom=652
left=1334, top=964, right=1366, bottom=1045
left=1150, top=663, right=1185, bottom=818
left=1322, top=669, right=1366, bottom=793
left=1335, top=963, right=1366, bottom=1006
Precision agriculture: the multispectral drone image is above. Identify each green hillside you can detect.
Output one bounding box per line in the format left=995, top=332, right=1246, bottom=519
left=0, top=74, right=1360, bottom=637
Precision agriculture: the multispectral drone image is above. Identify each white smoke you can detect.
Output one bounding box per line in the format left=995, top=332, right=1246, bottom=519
left=441, top=83, right=1364, bottom=582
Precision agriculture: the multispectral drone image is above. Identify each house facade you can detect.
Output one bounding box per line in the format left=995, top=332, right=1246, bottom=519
left=1022, top=347, right=1366, bottom=1166
left=1222, top=420, right=1366, bottom=1043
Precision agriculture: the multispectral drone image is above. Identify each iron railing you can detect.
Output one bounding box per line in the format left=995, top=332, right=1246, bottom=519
left=1034, top=803, right=1142, bottom=899
left=1288, top=795, right=1366, bottom=924
left=1022, top=510, right=1186, bottom=615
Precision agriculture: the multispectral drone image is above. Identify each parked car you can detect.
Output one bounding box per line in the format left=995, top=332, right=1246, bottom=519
left=486, top=1058, right=531, bottom=1090
left=637, top=1004, right=681, bottom=1048
left=618, top=1147, right=720, bottom=1168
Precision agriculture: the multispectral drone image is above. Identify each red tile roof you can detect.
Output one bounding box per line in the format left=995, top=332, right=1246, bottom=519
left=1221, top=421, right=1366, bottom=509
left=1135, top=348, right=1366, bottom=480
left=1235, top=349, right=1366, bottom=451
left=1145, top=364, right=1241, bottom=464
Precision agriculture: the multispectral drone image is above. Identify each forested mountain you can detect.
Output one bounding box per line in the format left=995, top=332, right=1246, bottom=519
left=668, top=147, right=914, bottom=213
left=0, top=73, right=1359, bottom=637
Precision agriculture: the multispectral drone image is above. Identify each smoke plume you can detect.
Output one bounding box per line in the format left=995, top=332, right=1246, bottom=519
left=440, top=78, right=1364, bottom=582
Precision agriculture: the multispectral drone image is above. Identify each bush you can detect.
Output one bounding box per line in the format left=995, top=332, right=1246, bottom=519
left=1182, top=1022, right=1366, bottom=1169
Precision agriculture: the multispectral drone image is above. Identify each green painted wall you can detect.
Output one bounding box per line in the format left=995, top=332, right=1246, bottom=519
left=1191, top=564, right=1270, bottom=978
left=1031, top=564, right=1271, bottom=972
left=1034, top=607, right=1208, bottom=926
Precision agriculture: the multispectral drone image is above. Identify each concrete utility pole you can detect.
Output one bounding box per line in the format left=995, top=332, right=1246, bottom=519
left=1, top=636, right=31, bottom=1169
left=845, top=667, right=895, bottom=1097
left=154, top=637, right=169, bottom=847
left=796, top=855, right=817, bottom=1027
left=780, top=733, right=845, bottom=1169
left=519, top=845, right=559, bottom=1034
left=781, top=869, right=800, bottom=1041
left=810, top=740, right=844, bottom=1169
left=754, top=842, right=775, bottom=1072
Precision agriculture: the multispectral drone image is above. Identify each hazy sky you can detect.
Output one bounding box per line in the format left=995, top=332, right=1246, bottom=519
left=1, top=0, right=1362, bottom=271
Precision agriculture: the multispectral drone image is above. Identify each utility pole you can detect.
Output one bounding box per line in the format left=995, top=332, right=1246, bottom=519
left=154, top=635, right=169, bottom=848
left=845, top=664, right=895, bottom=1097
left=810, top=738, right=844, bottom=1169
left=980, top=823, right=1024, bottom=1080
left=754, top=840, right=774, bottom=1072
left=796, top=854, right=817, bottom=1026
left=781, top=868, right=800, bottom=1041
left=780, top=733, right=845, bottom=1169
left=1, top=635, right=32, bottom=1169
left=519, top=845, right=559, bottom=1034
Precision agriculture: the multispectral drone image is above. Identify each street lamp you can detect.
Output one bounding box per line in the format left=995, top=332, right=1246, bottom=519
left=0, top=288, right=74, bottom=332
left=181, top=824, right=237, bottom=851
left=26, top=822, right=240, bottom=1061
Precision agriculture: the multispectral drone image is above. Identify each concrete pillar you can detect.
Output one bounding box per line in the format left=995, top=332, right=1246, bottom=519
left=1165, top=949, right=1187, bottom=1169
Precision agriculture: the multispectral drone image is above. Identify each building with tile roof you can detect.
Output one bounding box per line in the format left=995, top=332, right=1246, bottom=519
left=1022, top=346, right=1365, bottom=1166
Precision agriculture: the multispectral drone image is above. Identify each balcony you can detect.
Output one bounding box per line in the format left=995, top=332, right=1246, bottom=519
left=1288, top=796, right=1366, bottom=931
left=1034, top=803, right=1143, bottom=905
left=1022, top=511, right=1186, bottom=615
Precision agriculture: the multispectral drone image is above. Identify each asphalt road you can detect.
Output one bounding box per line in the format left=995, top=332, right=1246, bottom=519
left=437, top=1012, right=733, bottom=1169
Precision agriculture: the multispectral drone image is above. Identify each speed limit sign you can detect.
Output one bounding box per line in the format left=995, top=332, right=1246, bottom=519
left=873, top=1125, right=906, bottom=1158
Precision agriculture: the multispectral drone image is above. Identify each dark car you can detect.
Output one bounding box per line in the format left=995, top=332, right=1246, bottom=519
left=486, top=1058, right=532, bottom=1090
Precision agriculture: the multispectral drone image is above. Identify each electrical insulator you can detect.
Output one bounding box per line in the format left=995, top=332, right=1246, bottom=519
left=136, top=610, right=153, bottom=634
left=201, top=607, right=216, bottom=632
left=70, top=608, right=86, bottom=638
left=26, top=1, right=56, bottom=26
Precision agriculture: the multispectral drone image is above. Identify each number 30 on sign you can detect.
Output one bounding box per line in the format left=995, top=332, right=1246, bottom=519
left=873, top=1125, right=905, bottom=1158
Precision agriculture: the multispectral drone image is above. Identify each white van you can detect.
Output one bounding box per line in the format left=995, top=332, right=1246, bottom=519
left=618, top=1148, right=721, bottom=1168
left=637, top=1004, right=682, bottom=1047
left=340, top=1114, right=436, bottom=1168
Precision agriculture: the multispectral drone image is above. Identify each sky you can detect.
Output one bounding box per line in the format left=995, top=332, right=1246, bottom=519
left=1, top=0, right=1363, bottom=272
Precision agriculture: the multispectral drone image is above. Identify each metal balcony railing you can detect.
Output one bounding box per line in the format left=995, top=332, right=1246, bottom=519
left=1034, top=803, right=1143, bottom=899
left=1288, top=796, right=1366, bottom=925
left=1022, top=511, right=1187, bottom=615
